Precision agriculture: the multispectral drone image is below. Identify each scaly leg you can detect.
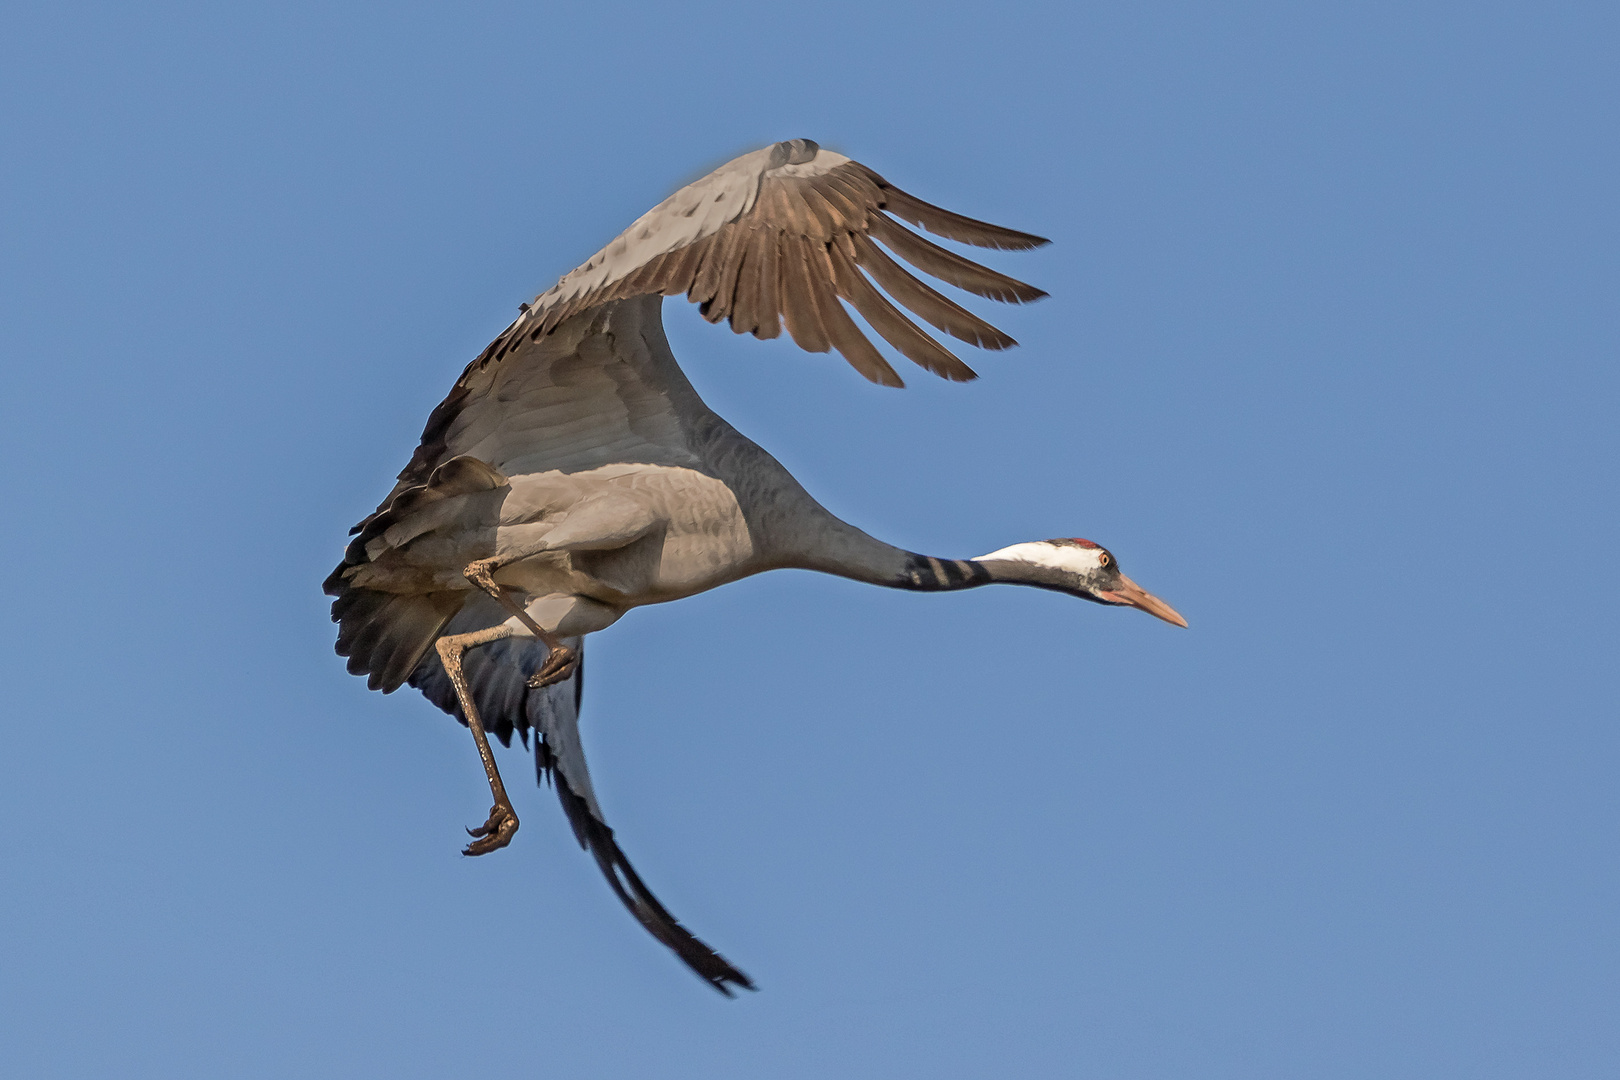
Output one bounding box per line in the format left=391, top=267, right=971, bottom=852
left=463, top=557, right=579, bottom=689
left=435, top=624, right=520, bottom=856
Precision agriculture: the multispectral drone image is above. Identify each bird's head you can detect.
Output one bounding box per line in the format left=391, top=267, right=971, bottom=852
left=974, top=538, right=1188, bottom=627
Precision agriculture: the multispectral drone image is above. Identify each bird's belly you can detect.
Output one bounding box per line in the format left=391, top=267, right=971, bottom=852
left=495, top=549, right=597, bottom=598
left=638, top=479, right=760, bottom=601
left=648, top=529, right=759, bottom=600
left=504, top=499, right=757, bottom=607
left=545, top=524, right=756, bottom=606
left=486, top=535, right=752, bottom=608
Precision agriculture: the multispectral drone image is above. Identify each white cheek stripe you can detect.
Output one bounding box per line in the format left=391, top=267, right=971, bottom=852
left=975, top=542, right=1104, bottom=574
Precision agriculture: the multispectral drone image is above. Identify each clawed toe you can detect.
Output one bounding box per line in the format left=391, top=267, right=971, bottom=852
left=462, top=803, right=519, bottom=856
left=527, top=646, right=579, bottom=689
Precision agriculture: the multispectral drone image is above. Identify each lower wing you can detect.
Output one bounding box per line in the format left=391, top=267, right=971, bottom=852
left=407, top=598, right=753, bottom=995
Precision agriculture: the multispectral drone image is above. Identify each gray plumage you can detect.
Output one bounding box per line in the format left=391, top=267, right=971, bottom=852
left=326, top=139, right=1157, bottom=995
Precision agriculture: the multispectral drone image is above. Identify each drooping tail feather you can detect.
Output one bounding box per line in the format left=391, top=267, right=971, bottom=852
left=324, top=452, right=510, bottom=694
left=326, top=575, right=464, bottom=694
left=530, top=658, right=754, bottom=996
left=404, top=615, right=754, bottom=994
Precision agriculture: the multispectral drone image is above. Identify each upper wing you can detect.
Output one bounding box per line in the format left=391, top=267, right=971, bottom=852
left=367, top=139, right=1046, bottom=510
left=479, top=138, right=1048, bottom=389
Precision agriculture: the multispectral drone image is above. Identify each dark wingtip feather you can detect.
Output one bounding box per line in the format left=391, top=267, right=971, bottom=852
left=545, top=746, right=755, bottom=995
left=868, top=214, right=1049, bottom=304
left=865, top=172, right=1051, bottom=251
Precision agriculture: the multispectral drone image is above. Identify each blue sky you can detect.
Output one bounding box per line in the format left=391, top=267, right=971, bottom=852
left=2, top=2, right=1616, bottom=1077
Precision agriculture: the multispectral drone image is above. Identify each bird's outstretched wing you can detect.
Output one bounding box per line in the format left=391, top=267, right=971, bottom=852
left=373, top=138, right=1047, bottom=505
left=408, top=614, right=754, bottom=994
left=481, top=137, right=1048, bottom=390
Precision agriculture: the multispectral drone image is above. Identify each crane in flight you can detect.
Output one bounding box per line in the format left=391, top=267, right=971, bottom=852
left=326, top=139, right=1186, bottom=995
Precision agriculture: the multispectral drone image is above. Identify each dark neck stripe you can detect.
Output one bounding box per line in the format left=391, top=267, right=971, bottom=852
left=896, top=553, right=995, bottom=592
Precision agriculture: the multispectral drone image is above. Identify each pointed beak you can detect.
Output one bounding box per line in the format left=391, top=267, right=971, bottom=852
left=1097, top=573, right=1189, bottom=628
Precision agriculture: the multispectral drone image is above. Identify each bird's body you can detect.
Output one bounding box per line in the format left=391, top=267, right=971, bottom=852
left=327, top=140, right=1185, bottom=994
left=340, top=297, right=908, bottom=631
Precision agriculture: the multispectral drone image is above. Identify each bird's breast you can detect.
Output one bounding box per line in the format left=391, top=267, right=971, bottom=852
left=599, top=483, right=760, bottom=604
left=494, top=466, right=762, bottom=607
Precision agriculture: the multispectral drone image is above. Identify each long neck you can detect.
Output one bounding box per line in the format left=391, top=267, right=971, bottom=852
left=780, top=515, right=1092, bottom=598
left=721, top=449, right=1025, bottom=593
left=889, top=548, right=998, bottom=591
left=760, top=504, right=1006, bottom=592
left=650, top=338, right=1011, bottom=593
left=811, top=527, right=997, bottom=591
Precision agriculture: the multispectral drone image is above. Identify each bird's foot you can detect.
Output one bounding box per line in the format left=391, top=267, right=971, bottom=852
left=462, top=802, right=519, bottom=856
left=463, top=557, right=501, bottom=592
left=526, top=644, right=579, bottom=689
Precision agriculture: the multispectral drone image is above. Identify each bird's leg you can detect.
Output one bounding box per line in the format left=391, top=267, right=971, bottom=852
left=463, top=557, right=579, bottom=689
left=435, top=623, right=521, bottom=856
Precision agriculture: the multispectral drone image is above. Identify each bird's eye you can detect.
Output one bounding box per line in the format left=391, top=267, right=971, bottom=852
left=1098, top=553, right=1111, bottom=567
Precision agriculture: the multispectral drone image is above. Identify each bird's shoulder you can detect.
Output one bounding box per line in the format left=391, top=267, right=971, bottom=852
left=380, top=296, right=706, bottom=503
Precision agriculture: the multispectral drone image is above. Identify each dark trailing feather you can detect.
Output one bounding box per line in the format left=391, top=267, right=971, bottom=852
left=554, top=776, right=756, bottom=996
left=689, top=222, right=734, bottom=307
left=525, top=640, right=751, bottom=994
left=863, top=170, right=1051, bottom=251
left=662, top=237, right=710, bottom=300
left=696, top=222, right=750, bottom=323
left=829, top=238, right=978, bottom=381
left=410, top=632, right=753, bottom=992
left=408, top=624, right=536, bottom=748
left=750, top=228, right=783, bottom=340
left=342, top=455, right=506, bottom=565
left=327, top=585, right=463, bottom=695
left=869, top=213, right=1047, bottom=304
left=727, top=227, right=772, bottom=336
left=779, top=235, right=831, bottom=353
left=851, top=234, right=1016, bottom=351
left=810, top=243, right=903, bottom=387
